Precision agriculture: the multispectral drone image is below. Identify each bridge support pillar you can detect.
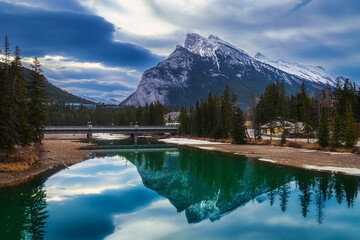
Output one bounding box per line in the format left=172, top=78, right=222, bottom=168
left=130, top=133, right=138, bottom=145
left=87, top=132, right=92, bottom=141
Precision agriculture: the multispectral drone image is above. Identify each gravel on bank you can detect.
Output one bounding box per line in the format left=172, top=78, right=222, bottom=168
left=0, top=135, right=92, bottom=188
left=162, top=138, right=360, bottom=177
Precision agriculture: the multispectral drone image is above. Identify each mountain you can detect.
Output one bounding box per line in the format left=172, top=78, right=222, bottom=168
left=254, top=52, right=335, bottom=85
left=80, top=95, right=120, bottom=105
left=121, top=148, right=294, bottom=223
left=123, top=33, right=337, bottom=108
left=0, top=63, right=92, bottom=104
left=45, top=82, right=93, bottom=104
left=23, top=67, right=93, bottom=104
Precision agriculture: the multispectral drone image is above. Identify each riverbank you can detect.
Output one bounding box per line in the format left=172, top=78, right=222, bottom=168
left=160, top=138, right=360, bottom=176
left=0, top=134, right=93, bottom=188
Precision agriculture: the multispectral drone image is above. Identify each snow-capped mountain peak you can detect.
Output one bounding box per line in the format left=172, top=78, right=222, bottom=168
left=81, top=95, right=120, bottom=105
left=123, top=33, right=339, bottom=107
left=184, top=33, right=248, bottom=58
left=254, top=52, right=335, bottom=85
left=254, top=52, right=270, bottom=61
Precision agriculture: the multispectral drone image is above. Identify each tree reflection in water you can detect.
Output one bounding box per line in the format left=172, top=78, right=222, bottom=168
left=120, top=146, right=360, bottom=224
left=0, top=146, right=359, bottom=239
left=0, top=180, right=48, bottom=240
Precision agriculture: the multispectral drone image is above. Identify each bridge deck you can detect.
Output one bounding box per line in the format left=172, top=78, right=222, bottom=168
left=45, top=126, right=178, bottom=135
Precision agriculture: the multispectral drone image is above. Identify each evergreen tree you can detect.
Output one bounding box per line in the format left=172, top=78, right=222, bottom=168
left=317, top=107, right=329, bottom=147
left=189, top=105, right=196, bottom=136
left=211, top=93, right=222, bottom=139
left=281, top=130, right=286, bottom=145
left=0, top=36, right=15, bottom=153
left=9, top=46, right=32, bottom=145
left=331, top=108, right=342, bottom=148
left=178, top=106, right=189, bottom=135
left=27, top=58, right=47, bottom=142
left=195, top=100, right=202, bottom=137
left=354, top=87, right=360, bottom=122
left=231, top=106, right=246, bottom=144
left=221, top=85, right=232, bottom=138
left=343, top=101, right=357, bottom=148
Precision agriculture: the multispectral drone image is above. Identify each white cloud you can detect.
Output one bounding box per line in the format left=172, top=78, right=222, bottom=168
left=79, top=0, right=179, bottom=37
left=21, top=55, right=142, bottom=101
left=22, top=55, right=141, bottom=78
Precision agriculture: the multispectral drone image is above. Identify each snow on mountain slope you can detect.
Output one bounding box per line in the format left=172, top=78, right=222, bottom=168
left=123, top=33, right=338, bottom=107
left=80, top=95, right=120, bottom=105
left=255, top=52, right=335, bottom=85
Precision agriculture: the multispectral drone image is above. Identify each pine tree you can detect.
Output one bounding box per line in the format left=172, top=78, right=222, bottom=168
left=0, top=36, right=15, bottom=153
left=221, top=85, right=232, bottom=138
left=27, top=58, right=47, bottom=142
left=195, top=100, right=202, bottom=137
left=189, top=105, right=196, bottom=136
left=9, top=46, right=32, bottom=145
left=317, top=107, right=329, bottom=147
left=281, top=129, right=286, bottom=145
left=178, top=106, right=189, bottom=135
left=331, top=108, right=342, bottom=148
left=211, top=93, right=222, bottom=139
left=231, top=106, right=246, bottom=144
left=355, top=87, right=360, bottom=122
left=343, top=101, right=357, bottom=148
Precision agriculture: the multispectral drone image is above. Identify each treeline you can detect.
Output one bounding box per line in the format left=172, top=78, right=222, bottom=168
left=178, top=85, right=246, bottom=143
left=0, top=36, right=47, bottom=153
left=254, top=79, right=359, bottom=147
left=47, top=101, right=166, bottom=126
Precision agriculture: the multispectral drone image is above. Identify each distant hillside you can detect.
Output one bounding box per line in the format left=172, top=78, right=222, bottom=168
left=1, top=62, right=91, bottom=104
left=23, top=66, right=93, bottom=104
left=44, top=81, right=94, bottom=104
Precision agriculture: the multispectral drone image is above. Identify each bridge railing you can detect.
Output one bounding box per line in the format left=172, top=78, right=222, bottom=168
left=44, top=126, right=178, bottom=134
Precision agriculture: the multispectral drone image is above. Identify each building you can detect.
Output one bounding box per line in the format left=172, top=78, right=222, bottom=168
left=261, top=121, right=304, bottom=136
left=164, top=112, right=180, bottom=122
left=65, top=103, right=97, bottom=110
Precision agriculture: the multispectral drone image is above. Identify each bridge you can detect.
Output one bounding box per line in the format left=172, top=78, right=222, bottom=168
left=45, top=126, right=178, bottom=141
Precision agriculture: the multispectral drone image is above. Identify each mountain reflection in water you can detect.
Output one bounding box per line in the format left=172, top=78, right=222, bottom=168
left=0, top=145, right=359, bottom=240
left=119, top=146, right=359, bottom=224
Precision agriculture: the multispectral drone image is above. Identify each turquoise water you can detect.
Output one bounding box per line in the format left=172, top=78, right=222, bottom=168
left=1, top=144, right=360, bottom=240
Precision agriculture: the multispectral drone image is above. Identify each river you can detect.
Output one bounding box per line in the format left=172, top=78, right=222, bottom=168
left=1, top=140, right=359, bottom=239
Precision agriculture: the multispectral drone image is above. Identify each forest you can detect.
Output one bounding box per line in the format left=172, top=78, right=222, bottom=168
left=178, top=85, right=247, bottom=144
left=0, top=36, right=47, bottom=154
left=254, top=79, right=359, bottom=148
left=46, top=101, right=168, bottom=126
left=178, top=79, right=360, bottom=148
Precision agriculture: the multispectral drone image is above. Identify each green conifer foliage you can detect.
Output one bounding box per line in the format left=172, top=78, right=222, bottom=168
left=0, top=36, right=15, bottom=153
left=0, top=63, right=15, bottom=153
left=317, top=108, right=329, bottom=147
left=9, top=46, right=32, bottom=145
left=344, top=101, right=357, bottom=148
left=221, top=85, right=232, bottom=138
left=178, top=106, right=189, bottom=135
left=27, top=58, right=47, bottom=142
left=232, top=106, right=246, bottom=144
left=331, top=108, right=342, bottom=147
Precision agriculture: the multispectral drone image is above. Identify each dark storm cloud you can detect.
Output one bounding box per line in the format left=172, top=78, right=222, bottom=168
left=0, top=2, right=162, bottom=69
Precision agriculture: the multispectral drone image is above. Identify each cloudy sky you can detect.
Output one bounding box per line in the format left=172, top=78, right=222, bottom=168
left=0, top=0, right=359, bottom=102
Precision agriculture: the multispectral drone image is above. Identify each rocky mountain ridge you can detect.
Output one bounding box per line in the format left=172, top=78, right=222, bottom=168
left=123, top=33, right=337, bottom=107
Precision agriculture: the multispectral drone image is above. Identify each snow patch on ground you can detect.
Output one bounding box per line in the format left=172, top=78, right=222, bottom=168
left=258, top=158, right=276, bottom=163
left=159, top=138, right=225, bottom=145
left=303, top=165, right=360, bottom=176
left=93, top=133, right=129, bottom=140
left=322, top=151, right=352, bottom=155
left=198, top=147, right=216, bottom=150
